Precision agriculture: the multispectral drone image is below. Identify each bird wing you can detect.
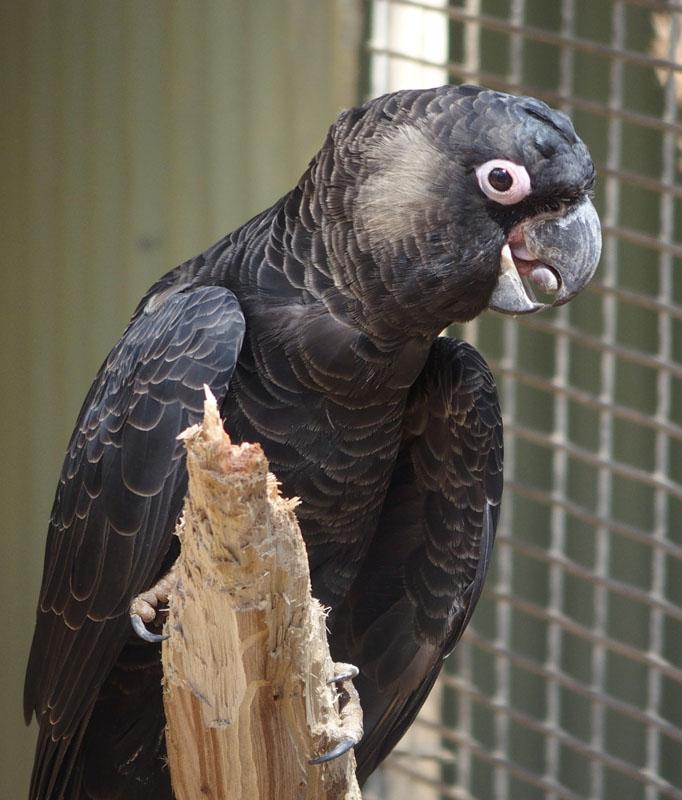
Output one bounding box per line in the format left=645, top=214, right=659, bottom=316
left=331, top=335, right=503, bottom=784
left=24, top=284, right=245, bottom=800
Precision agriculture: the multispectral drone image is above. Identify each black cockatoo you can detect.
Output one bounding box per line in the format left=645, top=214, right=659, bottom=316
left=24, top=85, right=600, bottom=798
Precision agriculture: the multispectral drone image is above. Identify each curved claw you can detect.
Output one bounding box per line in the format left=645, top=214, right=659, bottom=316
left=309, top=736, right=358, bottom=765
left=130, top=611, right=169, bottom=643
left=310, top=663, right=361, bottom=766
left=327, top=665, right=359, bottom=684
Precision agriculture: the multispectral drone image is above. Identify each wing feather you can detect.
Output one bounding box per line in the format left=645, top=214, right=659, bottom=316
left=24, top=284, right=245, bottom=800
left=331, top=336, right=503, bottom=784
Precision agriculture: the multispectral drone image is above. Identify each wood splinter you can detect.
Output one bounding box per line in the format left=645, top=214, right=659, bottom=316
left=159, top=386, right=362, bottom=800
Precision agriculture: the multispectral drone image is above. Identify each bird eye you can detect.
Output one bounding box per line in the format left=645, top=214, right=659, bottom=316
left=475, top=159, right=531, bottom=205
left=488, top=168, right=513, bottom=192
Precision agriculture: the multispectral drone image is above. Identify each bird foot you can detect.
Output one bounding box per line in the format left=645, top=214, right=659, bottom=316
left=129, top=566, right=178, bottom=643
left=310, top=663, right=363, bottom=765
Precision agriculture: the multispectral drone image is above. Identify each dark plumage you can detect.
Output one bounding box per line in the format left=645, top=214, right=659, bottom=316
left=24, top=85, right=600, bottom=797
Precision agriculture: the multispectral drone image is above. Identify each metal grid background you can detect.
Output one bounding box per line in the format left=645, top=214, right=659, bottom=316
left=364, top=1, right=682, bottom=798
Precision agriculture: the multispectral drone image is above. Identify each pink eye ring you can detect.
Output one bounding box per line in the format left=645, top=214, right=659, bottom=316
left=475, top=159, right=532, bottom=205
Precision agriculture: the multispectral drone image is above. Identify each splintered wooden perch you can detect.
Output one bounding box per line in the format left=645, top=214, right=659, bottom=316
left=160, top=387, right=362, bottom=800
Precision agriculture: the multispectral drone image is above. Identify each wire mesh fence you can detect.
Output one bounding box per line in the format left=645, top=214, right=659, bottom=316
left=364, top=1, right=682, bottom=798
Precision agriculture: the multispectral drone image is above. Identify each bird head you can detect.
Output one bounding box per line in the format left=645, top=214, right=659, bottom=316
left=319, top=85, right=601, bottom=331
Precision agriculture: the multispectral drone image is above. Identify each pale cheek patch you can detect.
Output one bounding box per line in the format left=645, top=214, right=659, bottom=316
left=355, top=125, right=450, bottom=250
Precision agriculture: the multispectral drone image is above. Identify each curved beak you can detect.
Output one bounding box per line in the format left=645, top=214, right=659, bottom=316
left=487, top=196, right=601, bottom=315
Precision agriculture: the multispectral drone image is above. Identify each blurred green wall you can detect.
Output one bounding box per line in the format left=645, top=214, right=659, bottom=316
left=0, top=2, right=361, bottom=797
